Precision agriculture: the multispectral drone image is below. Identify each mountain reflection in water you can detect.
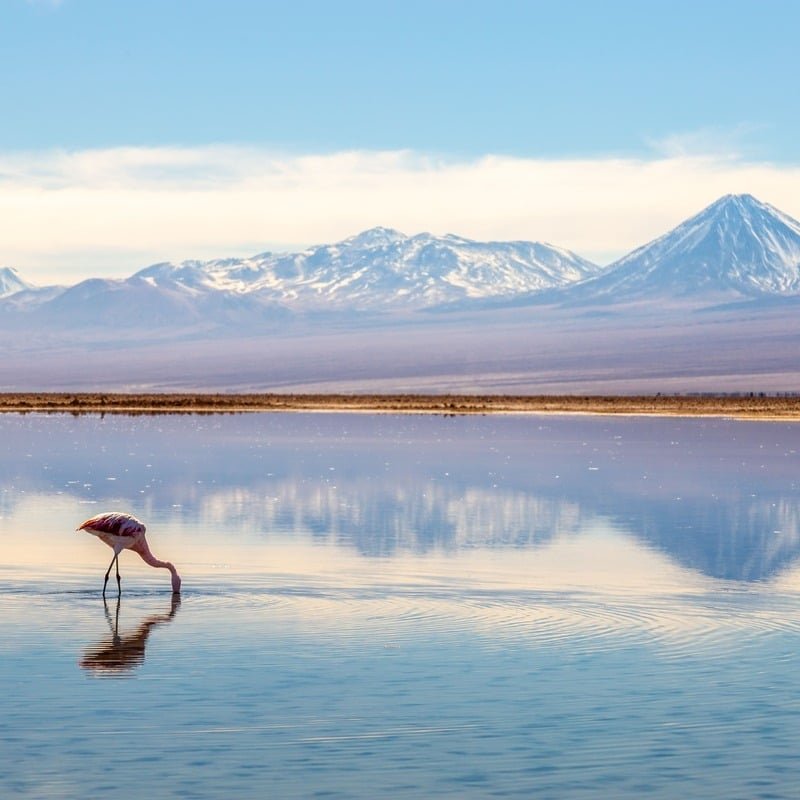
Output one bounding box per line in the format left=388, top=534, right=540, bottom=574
left=2, top=412, right=800, bottom=584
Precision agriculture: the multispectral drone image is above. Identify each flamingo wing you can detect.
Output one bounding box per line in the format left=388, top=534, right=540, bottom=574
left=77, top=512, right=146, bottom=537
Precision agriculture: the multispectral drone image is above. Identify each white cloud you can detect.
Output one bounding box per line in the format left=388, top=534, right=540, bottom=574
left=1, top=145, right=799, bottom=283
left=646, top=123, right=770, bottom=161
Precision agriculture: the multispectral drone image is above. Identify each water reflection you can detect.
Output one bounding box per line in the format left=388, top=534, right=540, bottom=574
left=2, top=412, right=800, bottom=584
left=194, top=481, right=800, bottom=580
left=79, top=595, right=181, bottom=676
left=201, top=482, right=577, bottom=556
left=623, top=496, right=800, bottom=581
left=4, top=413, right=800, bottom=800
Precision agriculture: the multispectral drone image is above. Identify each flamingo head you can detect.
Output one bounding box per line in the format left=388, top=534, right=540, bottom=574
left=169, top=565, right=182, bottom=594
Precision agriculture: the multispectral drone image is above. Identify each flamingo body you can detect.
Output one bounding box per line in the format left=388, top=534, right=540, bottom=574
left=77, top=511, right=181, bottom=595
left=80, top=511, right=146, bottom=549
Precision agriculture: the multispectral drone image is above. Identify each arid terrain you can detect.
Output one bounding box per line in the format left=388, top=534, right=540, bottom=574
left=2, top=392, right=800, bottom=419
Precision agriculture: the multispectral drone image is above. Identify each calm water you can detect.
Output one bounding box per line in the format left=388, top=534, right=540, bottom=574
left=2, top=412, right=800, bottom=799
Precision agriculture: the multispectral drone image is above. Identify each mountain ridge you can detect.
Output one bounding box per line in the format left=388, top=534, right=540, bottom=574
left=1, top=228, right=602, bottom=326
left=0, top=267, right=33, bottom=298
left=556, top=193, right=800, bottom=305
left=3, top=194, right=800, bottom=328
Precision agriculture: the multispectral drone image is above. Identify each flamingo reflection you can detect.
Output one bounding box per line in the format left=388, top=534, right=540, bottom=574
left=80, top=594, right=181, bottom=675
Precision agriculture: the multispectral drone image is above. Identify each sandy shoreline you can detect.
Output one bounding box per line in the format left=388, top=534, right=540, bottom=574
left=2, top=392, right=800, bottom=419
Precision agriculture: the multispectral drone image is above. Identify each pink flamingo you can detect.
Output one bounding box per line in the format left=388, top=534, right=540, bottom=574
left=77, top=511, right=182, bottom=596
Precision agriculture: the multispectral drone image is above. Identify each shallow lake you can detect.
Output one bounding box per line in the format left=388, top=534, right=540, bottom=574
left=2, top=412, right=800, bottom=799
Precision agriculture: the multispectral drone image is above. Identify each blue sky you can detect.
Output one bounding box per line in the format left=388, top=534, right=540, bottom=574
left=2, top=0, right=799, bottom=281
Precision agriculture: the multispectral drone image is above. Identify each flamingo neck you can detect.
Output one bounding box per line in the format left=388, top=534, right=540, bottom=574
left=135, top=541, right=182, bottom=593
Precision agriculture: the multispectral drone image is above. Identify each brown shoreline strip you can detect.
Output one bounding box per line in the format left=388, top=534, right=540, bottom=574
left=1, top=392, right=800, bottom=419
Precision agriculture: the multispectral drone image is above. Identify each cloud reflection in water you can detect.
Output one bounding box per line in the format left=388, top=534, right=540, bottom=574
left=2, top=412, right=800, bottom=583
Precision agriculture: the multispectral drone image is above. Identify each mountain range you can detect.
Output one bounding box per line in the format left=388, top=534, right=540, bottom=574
left=0, top=227, right=600, bottom=328
left=3, top=193, right=800, bottom=331
left=3, top=192, right=800, bottom=394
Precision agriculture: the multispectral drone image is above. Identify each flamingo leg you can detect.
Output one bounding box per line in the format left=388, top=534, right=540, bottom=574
left=103, top=552, right=121, bottom=598
left=115, top=554, right=122, bottom=595
left=102, top=554, right=115, bottom=597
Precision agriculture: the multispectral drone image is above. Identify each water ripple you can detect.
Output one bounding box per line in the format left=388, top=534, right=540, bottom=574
left=3, top=577, right=800, bottom=661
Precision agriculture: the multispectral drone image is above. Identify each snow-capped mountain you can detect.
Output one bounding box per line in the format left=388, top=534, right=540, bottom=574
left=3, top=196, right=800, bottom=335
left=0, top=228, right=600, bottom=330
left=0, top=267, right=33, bottom=298
left=562, top=194, right=800, bottom=304
left=5, top=196, right=800, bottom=393
left=131, top=227, right=602, bottom=312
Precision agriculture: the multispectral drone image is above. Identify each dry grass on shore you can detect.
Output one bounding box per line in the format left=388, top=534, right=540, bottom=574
left=1, top=392, right=800, bottom=419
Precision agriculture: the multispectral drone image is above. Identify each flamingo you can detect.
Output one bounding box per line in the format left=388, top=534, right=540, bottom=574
left=76, top=511, right=182, bottom=596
